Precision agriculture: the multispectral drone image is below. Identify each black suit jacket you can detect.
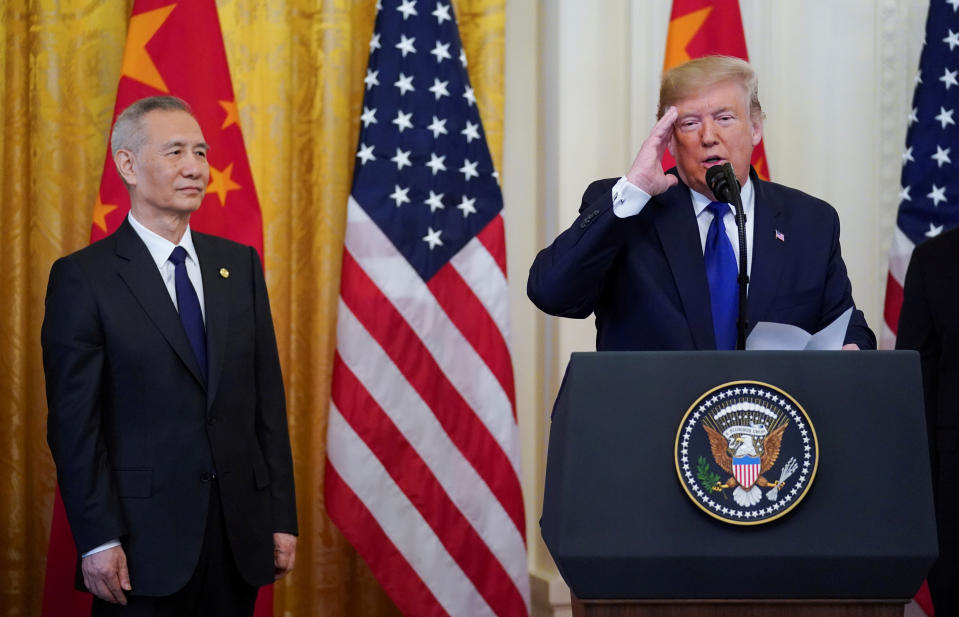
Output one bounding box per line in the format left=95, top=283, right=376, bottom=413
left=42, top=220, right=297, bottom=596
left=896, top=227, right=959, bottom=613
left=897, top=227, right=959, bottom=544
left=528, top=168, right=875, bottom=350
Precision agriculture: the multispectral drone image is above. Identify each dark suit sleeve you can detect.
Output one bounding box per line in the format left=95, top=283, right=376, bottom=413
left=527, top=179, right=625, bottom=317
left=249, top=247, right=298, bottom=535
left=42, top=257, right=127, bottom=554
left=822, top=208, right=876, bottom=349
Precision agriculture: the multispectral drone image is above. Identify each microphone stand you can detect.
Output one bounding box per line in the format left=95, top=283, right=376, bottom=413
left=730, top=176, right=748, bottom=351
left=705, top=163, right=749, bottom=350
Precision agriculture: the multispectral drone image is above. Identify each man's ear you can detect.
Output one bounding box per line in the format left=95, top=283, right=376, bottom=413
left=667, top=134, right=677, bottom=158
left=751, top=116, right=763, bottom=147
left=114, top=149, right=137, bottom=187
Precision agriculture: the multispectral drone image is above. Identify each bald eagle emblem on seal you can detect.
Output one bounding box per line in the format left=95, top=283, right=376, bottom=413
left=675, top=381, right=819, bottom=525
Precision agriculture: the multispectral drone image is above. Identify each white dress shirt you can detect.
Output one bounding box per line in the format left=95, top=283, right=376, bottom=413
left=128, top=212, right=206, bottom=321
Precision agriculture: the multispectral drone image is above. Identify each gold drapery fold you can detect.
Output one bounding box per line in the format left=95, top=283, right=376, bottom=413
left=0, top=1, right=504, bottom=616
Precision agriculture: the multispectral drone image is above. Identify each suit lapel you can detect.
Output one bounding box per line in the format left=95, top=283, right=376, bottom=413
left=194, top=233, right=230, bottom=410
left=746, top=176, right=785, bottom=326
left=652, top=184, right=716, bottom=349
left=114, top=220, right=207, bottom=388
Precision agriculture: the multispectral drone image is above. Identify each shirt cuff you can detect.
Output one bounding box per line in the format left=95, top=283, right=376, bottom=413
left=82, top=539, right=121, bottom=558
left=611, top=176, right=652, bottom=218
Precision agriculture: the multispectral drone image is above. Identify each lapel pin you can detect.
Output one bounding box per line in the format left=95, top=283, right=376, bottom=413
left=775, top=230, right=785, bottom=242
left=219, top=268, right=230, bottom=278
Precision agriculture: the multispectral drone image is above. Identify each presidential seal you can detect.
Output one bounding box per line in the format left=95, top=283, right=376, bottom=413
left=675, top=381, right=818, bottom=525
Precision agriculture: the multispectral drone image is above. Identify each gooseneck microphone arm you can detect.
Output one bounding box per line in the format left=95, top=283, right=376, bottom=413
left=705, top=163, right=748, bottom=350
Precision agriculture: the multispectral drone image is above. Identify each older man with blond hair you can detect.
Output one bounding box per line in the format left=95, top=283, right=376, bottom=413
left=528, top=55, right=874, bottom=351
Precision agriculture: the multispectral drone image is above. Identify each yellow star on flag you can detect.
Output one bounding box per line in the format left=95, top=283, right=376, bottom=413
left=663, top=7, right=712, bottom=70
left=121, top=4, right=177, bottom=92
left=92, top=196, right=118, bottom=232
left=207, top=162, right=242, bottom=206
left=219, top=100, right=239, bottom=129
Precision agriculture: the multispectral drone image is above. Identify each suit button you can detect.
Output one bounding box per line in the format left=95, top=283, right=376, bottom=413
left=207, top=416, right=217, bottom=426
left=200, top=472, right=212, bottom=482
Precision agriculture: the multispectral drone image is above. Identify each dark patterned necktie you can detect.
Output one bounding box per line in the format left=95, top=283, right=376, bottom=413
left=169, top=246, right=207, bottom=380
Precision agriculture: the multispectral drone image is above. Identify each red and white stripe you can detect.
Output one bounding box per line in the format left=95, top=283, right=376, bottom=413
left=325, top=197, right=530, bottom=617
left=733, top=461, right=760, bottom=489
left=880, top=227, right=917, bottom=349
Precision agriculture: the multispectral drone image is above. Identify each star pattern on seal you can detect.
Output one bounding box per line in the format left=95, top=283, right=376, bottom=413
left=677, top=382, right=818, bottom=524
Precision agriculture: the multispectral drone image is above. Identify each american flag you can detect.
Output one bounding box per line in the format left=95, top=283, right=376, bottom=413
left=324, top=1, right=530, bottom=616
left=882, top=0, right=959, bottom=350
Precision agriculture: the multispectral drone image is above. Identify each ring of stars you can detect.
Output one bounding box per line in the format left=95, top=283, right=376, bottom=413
left=675, top=381, right=818, bottom=525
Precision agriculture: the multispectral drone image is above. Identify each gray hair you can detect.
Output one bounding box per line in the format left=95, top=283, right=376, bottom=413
left=110, top=96, right=194, bottom=157
left=657, top=55, right=763, bottom=121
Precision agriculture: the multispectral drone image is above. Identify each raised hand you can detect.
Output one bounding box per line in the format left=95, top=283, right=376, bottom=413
left=625, top=106, right=680, bottom=196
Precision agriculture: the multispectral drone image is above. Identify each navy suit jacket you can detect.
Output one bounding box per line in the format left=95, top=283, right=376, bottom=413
left=528, top=169, right=875, bottom=350
left=42, top=220, right=297, bottom=596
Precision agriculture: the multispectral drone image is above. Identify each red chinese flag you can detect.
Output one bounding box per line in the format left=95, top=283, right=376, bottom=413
left=41, top=1, right=271, bottom=615
left=661, top=0, right=770, bottom=180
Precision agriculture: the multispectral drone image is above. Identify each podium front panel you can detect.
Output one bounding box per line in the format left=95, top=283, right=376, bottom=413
left=541, top=351, right=937, bottom=599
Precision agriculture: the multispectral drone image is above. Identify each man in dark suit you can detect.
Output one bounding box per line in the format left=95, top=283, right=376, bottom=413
left=42, top=96, right=297, bottom=616
left=896, top=228, right=959, bottom=615
left=528, top=56, right=874, bottom=350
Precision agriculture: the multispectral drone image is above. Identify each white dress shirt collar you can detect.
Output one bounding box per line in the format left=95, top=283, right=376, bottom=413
left=127, top=212, right=199, bottom=269
left=690, top=177, right=755, bottom=220
left=690, top=177, right=756, bottom=277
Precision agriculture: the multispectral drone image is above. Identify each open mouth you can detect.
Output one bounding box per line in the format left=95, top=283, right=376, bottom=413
left=703, top=156, right=725, bottom=167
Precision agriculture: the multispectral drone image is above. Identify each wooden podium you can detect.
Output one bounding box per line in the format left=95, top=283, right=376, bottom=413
left=570, top=597, right=905, bottom=617
left=542, top=352, right=937, bottom=615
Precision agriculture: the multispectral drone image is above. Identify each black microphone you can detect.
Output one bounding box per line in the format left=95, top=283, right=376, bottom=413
left=705, top=162, right=741, bottom=204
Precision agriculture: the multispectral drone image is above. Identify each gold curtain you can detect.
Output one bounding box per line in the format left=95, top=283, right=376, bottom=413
left=0, top=1, right=504, bottom=616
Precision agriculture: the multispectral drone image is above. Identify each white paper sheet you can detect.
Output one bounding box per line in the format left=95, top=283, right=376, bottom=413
left=745, top=307, right=853, bottom=351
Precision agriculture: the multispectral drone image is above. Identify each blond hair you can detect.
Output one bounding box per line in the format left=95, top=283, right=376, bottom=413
left=657, top=55, right=763, bottom=120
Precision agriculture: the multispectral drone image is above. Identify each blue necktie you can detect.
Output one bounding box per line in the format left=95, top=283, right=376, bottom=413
left=704, top=201, right=738, bottom=350
left=169, top=246, right=207, bottom=380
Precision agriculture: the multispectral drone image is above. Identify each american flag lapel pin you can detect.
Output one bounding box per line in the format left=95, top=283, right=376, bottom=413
left=775, top=229, right=785, bottom=242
